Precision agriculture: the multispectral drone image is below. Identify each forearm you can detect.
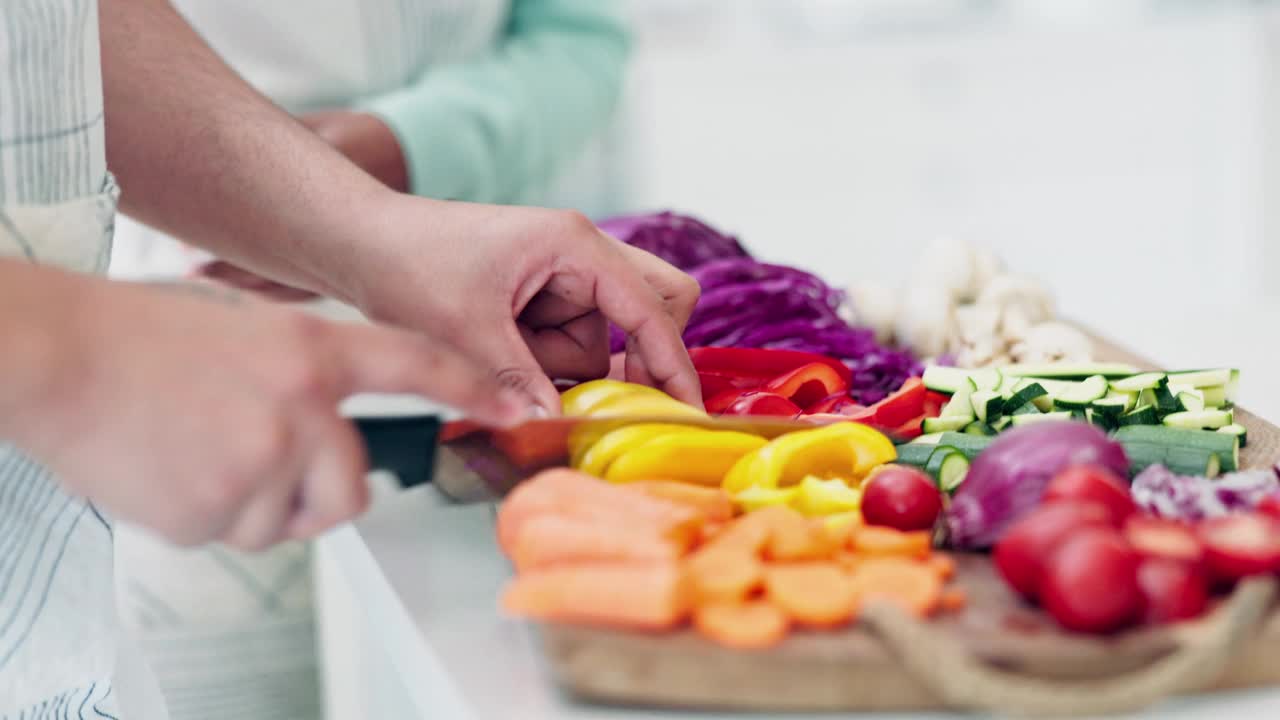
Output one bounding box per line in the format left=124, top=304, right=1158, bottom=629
left=99, top=0, right=398, bottom=302
left=0, top=261, right=76, bottom=442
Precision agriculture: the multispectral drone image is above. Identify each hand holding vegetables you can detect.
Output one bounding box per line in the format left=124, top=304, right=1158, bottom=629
left=352, top=202, right=703, bottom=415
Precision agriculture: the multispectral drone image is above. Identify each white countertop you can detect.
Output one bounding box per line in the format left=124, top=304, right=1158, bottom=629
left=315, top=483, right=1280, bottom=720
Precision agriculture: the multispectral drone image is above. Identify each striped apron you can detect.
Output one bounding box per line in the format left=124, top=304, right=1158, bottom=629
left=0, top=0, right=136, bottom=716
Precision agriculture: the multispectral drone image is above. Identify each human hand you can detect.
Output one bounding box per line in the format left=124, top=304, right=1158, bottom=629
left=5, top=268, right=526, bottom=550
left=194, top=110, right=407, bottom=301
left=329, top=197, right=703, bottom=414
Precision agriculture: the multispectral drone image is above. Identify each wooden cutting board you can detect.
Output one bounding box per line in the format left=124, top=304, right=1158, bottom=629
left=435, top=338, right=1280, bottom=715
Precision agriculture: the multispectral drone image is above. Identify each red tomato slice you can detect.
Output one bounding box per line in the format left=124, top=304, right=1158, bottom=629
left=763, top=362, right=849, bottom=409
left=1137, top=557, right=1209, bottom=625
left=1196, top=512, right=1280, bottom=581
left=994, top=501, right=1113, bottom=600
left=1124, top=516, right=1204, bottom=564
left=1043, top=465, right=1136, bottom=526
left=1040, top=527, right=1143, bottom=634
left=1257, top=493, right=1280, bottom=522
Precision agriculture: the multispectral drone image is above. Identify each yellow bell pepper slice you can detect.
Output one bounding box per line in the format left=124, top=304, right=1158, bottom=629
left=823, top=511, right=863, bottom=536
left=746, top=423, right=897, bottom=489
left=584, top=392, right=706, bottom=419
left=723, top=447, right=766, bottom=494
left=791, top=476, right=863, bottom=517
left=574, top=423, right=689, bottom=477
left=561, top=379, right=667, bottom=417
left=733, top=485, right=801, bottom=513
left=604, top=430, right=767, bottom=486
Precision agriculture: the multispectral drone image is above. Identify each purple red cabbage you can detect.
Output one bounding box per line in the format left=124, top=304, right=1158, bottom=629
left=1131, top=464, right=1280, bottom=522
left=599, top=211, right=920, bottom=403
left=597, top=211, right=749, bottom=272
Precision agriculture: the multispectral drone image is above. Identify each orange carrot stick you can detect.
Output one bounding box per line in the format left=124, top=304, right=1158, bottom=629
left=764, top=562, right=857, bottom=628
left=848, top=558, right=943, bottom=617
left=700, top=510, right=774, bottom=557
left=694, top=601, right=790, bottom=650
left=923, top=553, right=956, bottom=581
left=939, top=587, right=967, bottom=613
left=852, top=526, right=932, bottom=559
left=760, top=506, right=830, bottom=562
left=501, top=562, right=691, bottom=630
left=497, top=469, right=701, bottom=555
left=633, top=482, right=736, bottom=523
left=686, top=550, right=764, bottom=604
left=511, top=515, right=687, bottom=572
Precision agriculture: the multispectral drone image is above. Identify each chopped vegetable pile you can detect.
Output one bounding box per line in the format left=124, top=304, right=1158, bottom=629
left=499, top=468, right=963, bottom=648
left=561, top=379, right=928, bottom=520
left=904, top=364, right=1246, bottom=493
left=601, top=210, right=920, bottom=404
left=994, top=461, right=1280, bottom=634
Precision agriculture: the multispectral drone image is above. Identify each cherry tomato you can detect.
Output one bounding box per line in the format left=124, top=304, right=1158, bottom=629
left=1042, top=464, right=1136, bottom=526
left=1256, top=493, right=1280, bottom=522
left=994, top=501, right=1113, bottom=601
left=1196, top=512, right=1280, bottom=581
left=1137, top=557, right=1209, bottom=625
left=1040, top=527, right=1142, bottom=633
left=860, top=465, right=942, bottom=532
left=1123, top=516, right=1204, bottom=564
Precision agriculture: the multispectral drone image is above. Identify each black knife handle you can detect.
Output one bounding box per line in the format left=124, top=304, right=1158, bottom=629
left=352, top=415, right=440, bottom=488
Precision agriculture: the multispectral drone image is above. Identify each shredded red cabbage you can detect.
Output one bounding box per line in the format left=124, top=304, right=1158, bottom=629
left=597, top=211, right=749, bottom=272
left=1131, top=464, right=1280, bottom=521
left=600, top=211, right=921, bottom=403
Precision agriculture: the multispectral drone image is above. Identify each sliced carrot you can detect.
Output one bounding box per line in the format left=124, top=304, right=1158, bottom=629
left=700, top=509, right=773, bottom=557
left=497, top=469, right=701, bottom=555
left=511, top=514, right=687, bottom=572
left=848, top=558, right=943, bottom=617
left=852, top=526, right=932, bottom=559
left=939, top=587, right=967, bottom=613
left=694, top=601, right=790, bottom=650
left=699, top=520, right=730, bottom=545
left=501, top=562, right=691, bottom=630
left=820, top=512, right=862, bottom=549
left=633, top=482, right=736, bottom=523
left=686, top=550, right=764, bottom=604
left=834, top=551, right=865, bottom=574
left=764, top=562, right=857, bottom=628
left=761, top=506, right=830, bottom=562
left=923, top=552, right=956, bottom=581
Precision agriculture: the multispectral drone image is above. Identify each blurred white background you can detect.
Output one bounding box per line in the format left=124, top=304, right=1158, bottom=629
left=617, top=0, right=1280, bottom=416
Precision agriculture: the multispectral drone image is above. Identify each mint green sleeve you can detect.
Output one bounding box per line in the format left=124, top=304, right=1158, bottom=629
left=359, top=0, right=630, bottom=204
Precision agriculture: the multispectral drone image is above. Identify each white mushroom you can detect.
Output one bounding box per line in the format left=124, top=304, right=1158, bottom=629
left=969, top=246, right=1005, bottom=295
left=845, top=282, right=900, bottom=345
left=916, top=236, right=978, bottom=304
left=895, top=285, right=957, bottom=360
left=1009, top=321, right=1093, bottom=364
left=974, top=273, right=1055, bottom=342
left=954, top=304, right=1001, bottom=346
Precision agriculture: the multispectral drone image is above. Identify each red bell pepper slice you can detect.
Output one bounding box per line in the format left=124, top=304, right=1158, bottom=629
left=863, top=377, right=926, bottom=429
left=763, top=362, right=849, bottom=409
left=688, top=347, right=852, bottom=385
left=717, top=391, right=803, bottom=417
left=888, top=413, right=926, bottom=441
left=697, top=370, right=761, bottom=400
left=923, top=390, right=949, bottom=419
left=805, top=393, right=864, bottom=415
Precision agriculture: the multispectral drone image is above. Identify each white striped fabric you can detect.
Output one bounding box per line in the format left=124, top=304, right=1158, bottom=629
left=0, top=0, right=124, bottom=716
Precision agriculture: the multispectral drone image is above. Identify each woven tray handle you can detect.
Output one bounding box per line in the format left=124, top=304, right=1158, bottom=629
left=860, top=577, right=1277, bottom=717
